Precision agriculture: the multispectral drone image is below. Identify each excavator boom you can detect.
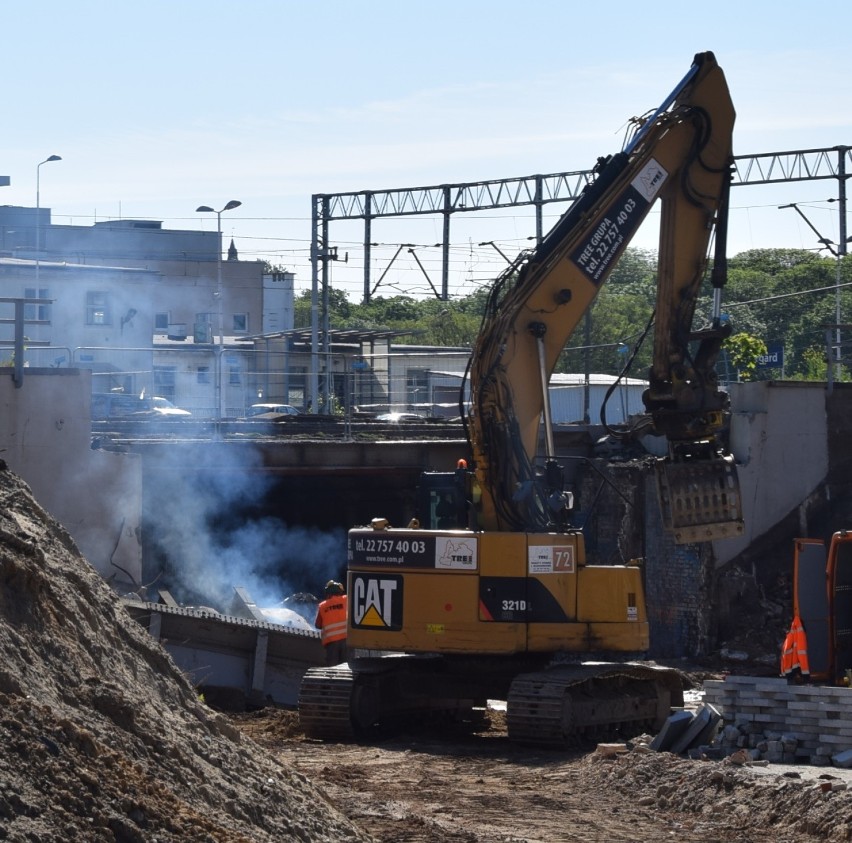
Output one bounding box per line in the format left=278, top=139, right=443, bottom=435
left=465, top=51, right=742, bottom=542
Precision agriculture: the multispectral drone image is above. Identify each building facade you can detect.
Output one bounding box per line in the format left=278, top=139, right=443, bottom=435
left=0, top=206, right=294, bottom=417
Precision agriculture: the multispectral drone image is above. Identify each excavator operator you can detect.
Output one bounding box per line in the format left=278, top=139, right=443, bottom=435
left=314, top=580, right=348, bottom=666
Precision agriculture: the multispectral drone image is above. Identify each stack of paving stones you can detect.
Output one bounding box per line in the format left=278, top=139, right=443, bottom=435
left=702, top=675, right=852, bottom=768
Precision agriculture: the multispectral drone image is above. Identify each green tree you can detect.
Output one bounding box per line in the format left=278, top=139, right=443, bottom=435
left=726, top=249, right=847, bottom=380
left=293, top=288, right=352, bottom=329
left=724, top=332, right=767, bottom=381
left=795, top=346, right=829, bottom=381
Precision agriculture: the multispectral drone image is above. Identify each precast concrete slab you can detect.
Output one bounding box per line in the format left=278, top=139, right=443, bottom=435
left=122, top=597, right=324, bottom=707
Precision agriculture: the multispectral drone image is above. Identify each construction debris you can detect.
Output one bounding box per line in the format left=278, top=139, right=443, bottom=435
left=649, top=703, right=722, bottom=754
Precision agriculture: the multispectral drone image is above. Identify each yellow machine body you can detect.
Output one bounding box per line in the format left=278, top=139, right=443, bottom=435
left=346, top=527, right=648, bottom=655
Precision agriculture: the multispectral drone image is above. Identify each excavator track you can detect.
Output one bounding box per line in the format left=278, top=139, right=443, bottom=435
left=300, top=660, right=683, bottom=747
left=507, top=663, right=682, bottom=747
left=298, top=666, right=356, bottom=740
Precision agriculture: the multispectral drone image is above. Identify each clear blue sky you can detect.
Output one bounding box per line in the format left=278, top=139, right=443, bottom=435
left=4, top=0, right=851, bottom=299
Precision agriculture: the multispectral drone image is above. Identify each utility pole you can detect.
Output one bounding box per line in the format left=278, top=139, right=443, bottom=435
left=779, top=202, right=848, bottom=379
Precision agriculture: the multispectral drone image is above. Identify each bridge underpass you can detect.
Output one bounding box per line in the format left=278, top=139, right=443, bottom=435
left=116, top=435, right=475, bottom=708
left=119, top=429, right=601, bottom=598
left=131, top=436, right=471, bottom=600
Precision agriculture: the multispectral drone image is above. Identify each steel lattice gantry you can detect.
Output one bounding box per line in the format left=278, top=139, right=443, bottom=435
left=308, top=144, right=850, bottom=406
left=311, top=144, right=851, bottom=303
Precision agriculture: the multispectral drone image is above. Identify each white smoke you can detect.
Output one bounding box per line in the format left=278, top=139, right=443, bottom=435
left=143, top=449, right=347, bottom=615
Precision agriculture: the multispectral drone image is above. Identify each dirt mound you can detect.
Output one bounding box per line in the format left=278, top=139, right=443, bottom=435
left=589, top=749, right=852, bottom=842
left=0, top=462, right=371, bottom=842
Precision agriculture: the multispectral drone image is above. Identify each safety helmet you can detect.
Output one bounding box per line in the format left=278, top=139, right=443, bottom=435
left=325, top=580, right=344, bottom=596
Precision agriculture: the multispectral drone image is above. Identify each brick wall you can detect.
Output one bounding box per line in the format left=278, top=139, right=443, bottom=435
left=644, top=486, right=714, bottom=658
left=575, top=462, right=714, bottom=659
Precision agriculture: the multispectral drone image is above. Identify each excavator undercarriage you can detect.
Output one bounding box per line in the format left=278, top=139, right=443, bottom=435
left=299, top=657, right=684, bottom=747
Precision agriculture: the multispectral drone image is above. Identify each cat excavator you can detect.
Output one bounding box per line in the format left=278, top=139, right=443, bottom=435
left=300, top=51, right=744, bottom=746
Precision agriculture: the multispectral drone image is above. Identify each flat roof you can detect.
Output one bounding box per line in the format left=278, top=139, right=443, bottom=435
left=241, top=327, right=419, bottom=350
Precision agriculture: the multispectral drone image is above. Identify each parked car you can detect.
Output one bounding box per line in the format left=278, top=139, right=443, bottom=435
left=245, top=403, right=300, bottom=418
left=376, top=412, right=426, bottom=422
left=91, top=393, right=191, bottom=419
left=148, top=397, right=192, bottom=417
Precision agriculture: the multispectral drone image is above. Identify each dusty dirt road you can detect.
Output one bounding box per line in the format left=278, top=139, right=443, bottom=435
left=232, top=706, right=852, bottom=843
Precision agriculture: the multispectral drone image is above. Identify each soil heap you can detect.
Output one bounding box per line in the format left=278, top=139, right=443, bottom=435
left=0, top=462, right=371, bottom=843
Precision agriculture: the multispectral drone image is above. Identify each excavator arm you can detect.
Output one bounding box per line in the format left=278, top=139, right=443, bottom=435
left=464, top=51, right=743, bottom=542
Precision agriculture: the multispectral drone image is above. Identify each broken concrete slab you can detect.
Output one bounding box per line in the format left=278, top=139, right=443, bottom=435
left=670, top=703, right=722, bottom=755
left=650, top=709, right=693, bottom=752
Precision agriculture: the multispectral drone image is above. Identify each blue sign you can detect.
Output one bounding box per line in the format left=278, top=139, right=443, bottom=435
left=756, top=341, right=784, bottom=369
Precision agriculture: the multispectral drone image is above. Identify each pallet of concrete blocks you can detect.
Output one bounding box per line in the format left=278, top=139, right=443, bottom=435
left=650, top=703, right=722, bottom=754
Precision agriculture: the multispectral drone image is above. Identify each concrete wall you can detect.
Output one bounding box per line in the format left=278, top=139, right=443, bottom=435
left=576, top=381, right=834, bottom=658
left=714, top=381, right=830, bottom=567
left=0, top=367, right=143, bottom=588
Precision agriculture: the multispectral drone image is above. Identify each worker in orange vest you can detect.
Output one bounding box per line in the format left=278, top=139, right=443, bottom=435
left=315, top=580, right=348, bottom=666
left=780, top=614, right=810, bottom=682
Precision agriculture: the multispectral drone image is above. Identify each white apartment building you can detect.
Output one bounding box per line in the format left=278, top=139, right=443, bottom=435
left=0, top=207, right=294, bottom=417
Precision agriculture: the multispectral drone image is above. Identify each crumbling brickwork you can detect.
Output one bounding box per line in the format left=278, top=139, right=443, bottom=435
left=574, top=459, right=715, bottom=659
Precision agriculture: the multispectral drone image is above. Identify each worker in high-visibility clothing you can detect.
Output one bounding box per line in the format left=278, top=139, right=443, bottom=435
left=780, top=614, right=810, bottom=681
left=315, top=580, right=348, bottom=666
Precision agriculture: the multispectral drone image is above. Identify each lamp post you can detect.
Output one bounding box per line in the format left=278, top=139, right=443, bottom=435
left=196, top=200, right=242, bottom=420
left=35, top=155, right=61, bottom=283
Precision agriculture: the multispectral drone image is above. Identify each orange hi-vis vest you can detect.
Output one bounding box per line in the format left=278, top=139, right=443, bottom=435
left=781, top=614, right=810, bottom=677
left=315, top=595, right=348, bottom=646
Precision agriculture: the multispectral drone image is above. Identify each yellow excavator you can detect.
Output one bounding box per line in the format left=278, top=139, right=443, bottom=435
left=300, top=52, right=744, bottom=746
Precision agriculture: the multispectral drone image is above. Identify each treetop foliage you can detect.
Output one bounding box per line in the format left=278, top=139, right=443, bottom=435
left=294, top=247, right=850, bottom=382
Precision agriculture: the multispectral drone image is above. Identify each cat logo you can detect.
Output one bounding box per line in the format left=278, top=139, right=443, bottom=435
left=351, top=574, right=403, bottom=631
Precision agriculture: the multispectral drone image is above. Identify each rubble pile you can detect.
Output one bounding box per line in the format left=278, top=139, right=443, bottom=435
left=593, top=748, right=852, bottom=841
left=0, top=463, right=370, bottom=842
left=651, top=691, right=852, bottom=770
left=714, top=721, right=852, bottom=769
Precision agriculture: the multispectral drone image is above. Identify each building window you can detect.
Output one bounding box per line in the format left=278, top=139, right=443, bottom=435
left=229, top=366, right=241, bottom=385
left=406, top=368, right=429, bottom=409
left=194, top=313, right=214, bottom=343
left=154, top=366, right=177, bottom=399
left=232, top=313, right=248, bottom=333
left=154, top=312, right=169, bottom=332
left=86, top=291, right=111, bottom=325
left=197, top=366, right=210, bottom=384
left=24, top=288, right=50, bottom=322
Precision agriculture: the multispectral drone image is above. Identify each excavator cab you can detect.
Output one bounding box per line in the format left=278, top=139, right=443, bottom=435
left=417, top=469, right=470, bottom=530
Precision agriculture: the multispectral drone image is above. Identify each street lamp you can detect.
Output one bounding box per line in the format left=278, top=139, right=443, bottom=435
left=196, top=200, right=242, bottom=420
left=35, top=154, right=61, bottom=282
